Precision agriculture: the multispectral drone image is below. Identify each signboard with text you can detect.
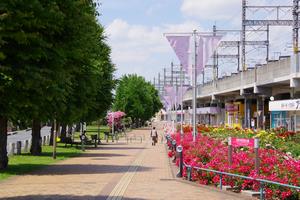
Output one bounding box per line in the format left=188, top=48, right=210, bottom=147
left=229, top=137, right=255, bottom=148
left=269, top=99, right=300, bottom=111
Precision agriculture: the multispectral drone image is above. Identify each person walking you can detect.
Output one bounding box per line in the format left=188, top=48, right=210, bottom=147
left=150, top=127, right=158, bottom=146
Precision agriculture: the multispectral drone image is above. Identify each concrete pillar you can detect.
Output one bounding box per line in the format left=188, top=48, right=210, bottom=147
left=262, top=97, right=265, bottom=130
left=244, top=97, right=251, bottom=128
left=257, top=96, right=264, bottom=130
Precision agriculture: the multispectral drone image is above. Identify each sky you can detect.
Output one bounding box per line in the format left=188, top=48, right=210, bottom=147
left=98, top=0, right=293, bottom=82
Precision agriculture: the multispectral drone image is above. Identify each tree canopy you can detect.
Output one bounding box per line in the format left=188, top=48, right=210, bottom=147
left=0, top=0, right=115, bottom=169
left=113, top=74, right=162, bottom=126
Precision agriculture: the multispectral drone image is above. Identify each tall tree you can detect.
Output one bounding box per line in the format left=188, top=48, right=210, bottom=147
left=0, top=0, right=115, bottom=166
left=114, top=74, right=162, bottom=126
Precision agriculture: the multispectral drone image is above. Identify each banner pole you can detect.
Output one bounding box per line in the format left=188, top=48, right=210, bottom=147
left=180, top=66, right=184, bottom=138
left=192, top=30, right=197, bottom=142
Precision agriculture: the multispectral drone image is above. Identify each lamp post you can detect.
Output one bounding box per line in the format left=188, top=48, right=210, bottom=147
left=180, top=66, right=184, bottom=138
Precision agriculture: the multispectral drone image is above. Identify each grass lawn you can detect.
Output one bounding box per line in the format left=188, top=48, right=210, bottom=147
left=0, top=143, right=81, bottom=181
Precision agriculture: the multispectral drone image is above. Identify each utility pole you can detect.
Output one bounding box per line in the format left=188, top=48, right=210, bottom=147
left=293, top=0, right=299, bottom=73
left=242, top=0, right=247, bottom=71
left=213, top=25, right=217, bottom=87
left=171, top=62, right=174, bottom=85
left=163, top=68, right=167, bottom=90
left=158, top=72, right=161, bottom=95
left=266, top=25, right=270, bottom=62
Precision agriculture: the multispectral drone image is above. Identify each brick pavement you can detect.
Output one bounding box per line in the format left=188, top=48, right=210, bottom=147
left=0, top=126, right=254, bottom=200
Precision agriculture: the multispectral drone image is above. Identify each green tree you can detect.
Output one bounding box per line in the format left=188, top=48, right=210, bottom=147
left=114, top=74, right=162, bottom=127
left=0, top=0, right=115, bottom=168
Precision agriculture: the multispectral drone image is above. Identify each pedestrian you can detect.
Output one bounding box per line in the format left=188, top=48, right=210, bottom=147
left=150, top=127, right=158, bottom=146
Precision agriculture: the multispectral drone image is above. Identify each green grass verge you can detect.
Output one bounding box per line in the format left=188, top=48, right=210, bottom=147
left=0, top=143, right=81, bottom=181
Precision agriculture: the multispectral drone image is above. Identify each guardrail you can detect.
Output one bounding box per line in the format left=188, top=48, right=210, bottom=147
left=184, top=162, right=300, bottom=200
left=166, top=136, right=300, bottom=200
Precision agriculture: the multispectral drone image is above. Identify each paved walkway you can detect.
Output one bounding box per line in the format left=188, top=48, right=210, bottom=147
left=0, top=124, right=253, bottom=200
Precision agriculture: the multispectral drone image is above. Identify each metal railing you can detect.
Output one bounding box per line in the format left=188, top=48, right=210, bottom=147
left=184, top=162, right=300, bottom=200
left=166, top=137, right=300, bottom=200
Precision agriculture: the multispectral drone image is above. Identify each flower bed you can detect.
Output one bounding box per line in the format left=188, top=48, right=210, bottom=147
left=187, top=125, right=300, bottom=158
left=167, top=130, right=300, bottom=200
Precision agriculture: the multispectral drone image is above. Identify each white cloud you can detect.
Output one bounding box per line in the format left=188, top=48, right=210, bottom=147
left=181, top=0, right=241, bottom=20
left=105, top=19, right=202, bottom=79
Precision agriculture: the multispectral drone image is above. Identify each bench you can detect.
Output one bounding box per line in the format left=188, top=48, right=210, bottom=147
left=64, top=134, right=99, bottom=148
left=64, top=137, right=80, bottom=147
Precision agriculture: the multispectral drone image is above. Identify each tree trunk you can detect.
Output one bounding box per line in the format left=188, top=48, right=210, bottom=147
left=60, top=123, right=67, bottom=142
left=49, top=121, right=54, bottom=146
left=56, top=122, right=60, bottom=137
left=0, top=116, right=8, bottom=170
left=30, top=119, right=42, bottom=155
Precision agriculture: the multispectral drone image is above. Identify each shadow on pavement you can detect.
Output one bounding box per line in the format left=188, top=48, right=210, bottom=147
left=25, top=164, right=152, bottom=175
left=0, top=195, right=147, bottom=200
left=21, top=152, right=128, bottom=158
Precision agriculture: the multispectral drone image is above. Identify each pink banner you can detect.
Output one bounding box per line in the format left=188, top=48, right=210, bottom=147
left=164, top=86, right=176, bottom=100
left=166, top=36, right=190, bottom=73
left=196, top=35, right=223, bottom=75
left=162, top=96, right=171, bottom=110
left=230, top=138, right=255, bottom=148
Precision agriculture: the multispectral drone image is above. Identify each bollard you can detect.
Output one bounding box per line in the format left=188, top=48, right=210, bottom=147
left=81, top=135, right=85, bottom=151
left=43, top=136, right=46, bottom=146
left=16, top=141, right=22, bottom=155
left=11, top=143, right=15, bottom=155
left=187, top=167, right=192, bottom=181
left=172, top=140, right=177, bottom=163
left=176, top=145, right=183, bottom=178
left=24, top=140, right=29, bottom=152
left=94, top=137, right=97, bottom=148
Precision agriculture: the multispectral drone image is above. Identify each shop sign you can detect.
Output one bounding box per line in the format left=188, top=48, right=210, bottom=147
left=225, top=104, right=239, bottom=112
left=229, top=137, right=255, bottom=148
left=269, top=99, right=300, bottom=111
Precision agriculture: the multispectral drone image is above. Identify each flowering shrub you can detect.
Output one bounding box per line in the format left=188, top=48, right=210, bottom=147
left=106, top=111, right=125, bottom=129
left=167, top=130, right=300, bottom=200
